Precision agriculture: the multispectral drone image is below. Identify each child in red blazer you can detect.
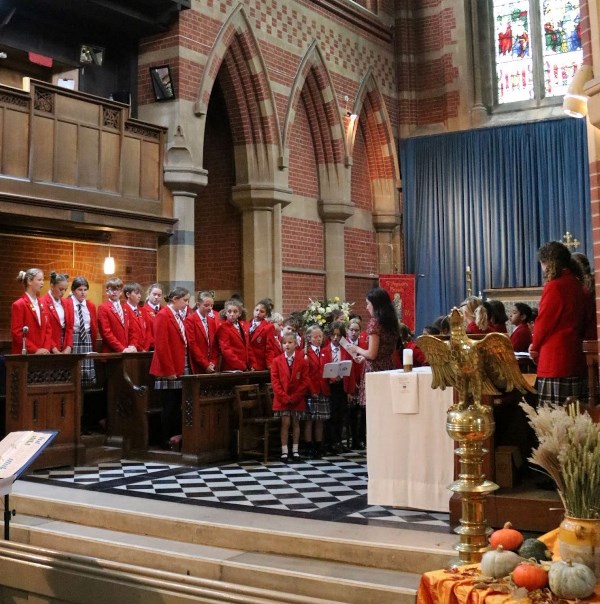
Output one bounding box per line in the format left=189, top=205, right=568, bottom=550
left=346, top=318, right=366, bottom=449
left=97, top=277, right=137, bottom=353
left=124, top=282, right=148, bottom=351
left=150, top=286, right=191, bottom=447
left=271, top=331, right=308, bottom=462
left=11, top=268, right=52, bottom=354
left=510, top=303, right=533, bottom=353
left=42, top=271, right=74, bottom=354
left=215, top=298, right=250, bottom=371
left=66, top=276, right=98, bottom=386
left=322, top=322, right=356, bottom=454
left=142, top=283, right=163, bottom=350
left=187, top=291, right=218, bottom=373
left=303, top=325, right=329, bottom=459
left=246, top=298, right=277, bottom=370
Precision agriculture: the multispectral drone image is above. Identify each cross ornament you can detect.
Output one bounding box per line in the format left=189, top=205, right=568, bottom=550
left=562, top=231, right=580, bottom=251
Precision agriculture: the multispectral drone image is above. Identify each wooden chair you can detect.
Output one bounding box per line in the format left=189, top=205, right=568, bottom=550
left=234, top=384, right=280, bottom=462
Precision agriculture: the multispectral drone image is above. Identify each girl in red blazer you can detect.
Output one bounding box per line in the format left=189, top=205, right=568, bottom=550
left=346, top=318, right=367, bottom=449
left=509, top=303, right=533, bottom=353
left=123, top=282, right=148, bottom=351
left=322, top=322, right=356, bottom=454
left=42, top=271, right=74, bottom=354
left=529, top=241, right=588, bottom=405
left=271, top=331, right=308, bottom=462
left=11, top=268, right=52, bottom=354
left=66, top=275, right=98, bottom=386
left=187, top=291, right=218, bottom=373
left=246, top=298, right=277, bottom=370
left=142, top=283, right=163, bottom=350
left=215, top=298, right=250, bottom=371
left=303, top=325, right=328, bottom=459
left=150, top=286, right=191, bottom=446
left=98, top=277, right=137, bottom=353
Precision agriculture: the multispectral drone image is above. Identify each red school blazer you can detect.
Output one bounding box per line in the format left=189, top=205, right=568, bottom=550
left=41, top=292, right=74, bottom=351
left=215, top=320, right=250, bottom=371
left=305, top=346, right=325, bottom=397
left=142, top=302, right=161, bottom=350
left=186, top=310, right=218, bottom=373
left=10, top=293, right=53, bottom=354
left=149, top=307, right=188, bottom=377
left=98, top=300, right=131, bottom=352
left=270, top=350, right=308, bottom=412
left=246, top=320, right=277, bottom=370
left=63, top=297, right=98, bottom=347
left=127, top=304, right=148, bottom=352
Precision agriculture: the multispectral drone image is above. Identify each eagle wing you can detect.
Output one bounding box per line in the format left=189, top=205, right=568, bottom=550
left=475, top=333, right=536, bottom=395
left=415, top=335, right=456, bottom=390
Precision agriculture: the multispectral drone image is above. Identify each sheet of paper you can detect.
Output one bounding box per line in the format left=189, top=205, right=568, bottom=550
left=0, top=431, right=57, bottom=481
left=339, top=336, right=359, bottom=360
left=389, top=372, right=419, bottom=414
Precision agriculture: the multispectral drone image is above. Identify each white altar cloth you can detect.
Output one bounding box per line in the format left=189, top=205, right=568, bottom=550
left=365, top=367, right=455, bottom=512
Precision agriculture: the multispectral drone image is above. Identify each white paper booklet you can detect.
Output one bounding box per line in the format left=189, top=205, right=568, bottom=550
left=322, top=360, right=353, bottom=378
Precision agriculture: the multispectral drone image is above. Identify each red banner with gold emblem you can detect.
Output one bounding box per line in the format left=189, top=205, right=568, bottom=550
left=379, top=274, right=416, bottom=333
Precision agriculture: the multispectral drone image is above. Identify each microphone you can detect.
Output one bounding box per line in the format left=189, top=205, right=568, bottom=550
left=22, top=326, right=29, bottom=355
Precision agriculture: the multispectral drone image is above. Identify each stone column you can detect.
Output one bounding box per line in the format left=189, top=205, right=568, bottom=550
left=231, top=184, right=292, bottom=310
left=161, top=133, right=208, bottom=295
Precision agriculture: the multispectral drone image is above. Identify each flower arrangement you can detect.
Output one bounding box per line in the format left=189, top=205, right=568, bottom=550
left=302, top=296, right=354, bottom=329
left=520, top=400, right=600, bottom=518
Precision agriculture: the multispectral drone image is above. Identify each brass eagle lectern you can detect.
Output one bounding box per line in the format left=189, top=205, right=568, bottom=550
left=417, top=307, right=535, bottom=564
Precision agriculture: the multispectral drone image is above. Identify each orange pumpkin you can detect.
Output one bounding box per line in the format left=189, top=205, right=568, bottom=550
left=512, top=562, right=548, bottom=591
left=489, top=522, right=524, bottom=551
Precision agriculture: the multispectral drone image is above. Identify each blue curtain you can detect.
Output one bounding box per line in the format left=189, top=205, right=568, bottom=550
left=401, top=117, right=591, bottom=334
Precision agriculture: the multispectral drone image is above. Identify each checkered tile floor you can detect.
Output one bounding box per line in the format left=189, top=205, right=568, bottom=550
left=25, top=453, right=451, bottom=532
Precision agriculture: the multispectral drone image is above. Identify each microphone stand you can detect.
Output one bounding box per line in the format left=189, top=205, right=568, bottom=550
left=21, top=326, right=28, bottom=355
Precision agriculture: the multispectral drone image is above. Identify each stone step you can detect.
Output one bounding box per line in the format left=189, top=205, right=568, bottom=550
left=11, top=480, right=457, bottom=576
left=9, top=515, right=423, bottom=604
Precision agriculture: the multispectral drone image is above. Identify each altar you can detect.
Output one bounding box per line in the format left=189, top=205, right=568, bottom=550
left=365, top=367, right=454, bottom=512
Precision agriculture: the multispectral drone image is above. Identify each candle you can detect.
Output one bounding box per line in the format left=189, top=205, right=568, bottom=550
left=466, top=265, right=471, bottom=272
left=403, top=348, right=413, bottom=369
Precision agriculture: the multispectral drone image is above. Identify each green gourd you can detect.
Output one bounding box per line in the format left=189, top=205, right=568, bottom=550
left=518, top=538, right=552, bottom=562
left=480, top=546, right=523, bottom=578
left=548, top=560, right=596, bottom=599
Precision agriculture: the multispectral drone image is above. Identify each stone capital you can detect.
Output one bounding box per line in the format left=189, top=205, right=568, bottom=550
left=318, top=199, right=354, bottom=223
left=231, top=184, right=293, bottom=212
left=372, top=211, right=400, bottom=232
left=163, top=166, right=208, bottom=196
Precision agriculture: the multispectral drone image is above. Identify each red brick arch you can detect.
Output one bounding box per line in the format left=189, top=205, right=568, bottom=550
left=194, top=5, right=281, bottom=156
left=351, top=68, right=400, bottom=188
left=282, top=41, right=346, bottom=170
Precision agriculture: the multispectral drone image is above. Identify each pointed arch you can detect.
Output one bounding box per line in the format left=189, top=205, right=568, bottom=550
left=351, top=67, right=400, bottom=188
left=193, top=4, right=282, bottom=161
left=281, top=40, right=347, bottom=171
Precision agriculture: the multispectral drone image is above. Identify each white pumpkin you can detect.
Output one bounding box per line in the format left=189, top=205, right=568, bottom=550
left=480, top=546, right=523, bottom=578
left=548, top=560, right=596, bottom=599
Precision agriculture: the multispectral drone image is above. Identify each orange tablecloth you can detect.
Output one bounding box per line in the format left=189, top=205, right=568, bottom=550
left=417, top=530, right=600, bottom=603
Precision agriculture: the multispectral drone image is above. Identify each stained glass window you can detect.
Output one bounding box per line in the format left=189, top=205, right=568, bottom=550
left=492, top=0, right=582, bottom=105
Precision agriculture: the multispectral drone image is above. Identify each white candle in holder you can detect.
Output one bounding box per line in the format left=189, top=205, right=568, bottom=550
left=403, top=348, right=413, bottom=371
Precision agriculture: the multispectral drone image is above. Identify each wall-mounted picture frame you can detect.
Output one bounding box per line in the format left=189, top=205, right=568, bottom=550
left=149, top=65, right=175, bottom=101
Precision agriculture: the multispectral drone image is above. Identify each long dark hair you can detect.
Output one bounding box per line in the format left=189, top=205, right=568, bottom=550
left=538, top=241, right=581, bottom=281
left=367, top=287, right=399, bottom=336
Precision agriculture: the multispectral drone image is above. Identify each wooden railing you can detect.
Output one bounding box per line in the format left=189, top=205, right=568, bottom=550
left=0, top=80, right=166, bottom=210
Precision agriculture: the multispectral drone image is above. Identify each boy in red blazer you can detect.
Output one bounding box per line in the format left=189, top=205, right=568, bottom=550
left=124, top=282, right=148, bottom=351
left=97, top=277, right=136, bottom=353
left=271, top=331, right=308, bottom=462
left=187, top=291, right=218, bottom=373
left=215, top=299, right=249, bottom=371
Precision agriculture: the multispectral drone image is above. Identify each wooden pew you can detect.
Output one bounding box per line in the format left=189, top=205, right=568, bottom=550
left=4, top=353, right=85, bottom=469
left=181, top=371, right=271, bottom=466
